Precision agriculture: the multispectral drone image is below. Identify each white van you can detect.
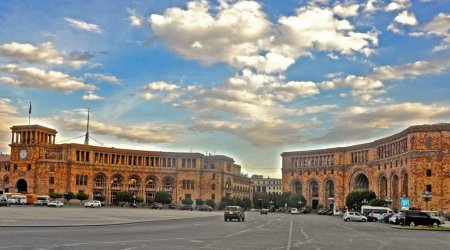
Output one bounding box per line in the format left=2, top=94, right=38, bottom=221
left=361, top=205, right=394, bottom=216
left=8, top=195, right=27, bottom=204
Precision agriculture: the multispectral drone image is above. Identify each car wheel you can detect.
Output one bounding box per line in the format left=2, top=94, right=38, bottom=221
left=91, top=205, right=94, bottom=208
left=238, top=217, right=241, bottom=222
left=409, top=221, right=415, bottom=227
left=432, top=222, right=439, bottom=227
left=242, top=217, right=245, bottom=222
left=361, top=218, right=366, bottom=222
left=224, top=218, right=227, bottom=222
left=345, top=218, right=350, bottom=222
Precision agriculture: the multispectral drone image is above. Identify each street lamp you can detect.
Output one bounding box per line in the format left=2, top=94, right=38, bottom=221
left=422, top=191, right=432, bottom=210
left=385, top=197, right=393, bottom=207
left=269, top=200, right=274, bottom=211
left=132, top=194, right=136, bottom=208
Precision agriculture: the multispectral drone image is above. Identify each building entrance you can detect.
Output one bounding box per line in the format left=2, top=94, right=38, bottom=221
left=16, top=179, right=27, bottom=193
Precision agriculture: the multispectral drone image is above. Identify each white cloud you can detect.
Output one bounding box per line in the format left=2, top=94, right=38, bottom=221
left=333, top=4, right=360, bottom=18
left=84, top=73, right=121, bottom=84
left=0, top=42, right=94, bottom=68
left=393, top=10, right=418, bottom=26
left=0, top=64, right=96, bottom=92
left=0, top=42, right=64, bottom=64
left=65, top=18, right=102, bottom=33
left=315, top=102, right=450, bottom=142
left=82, top=91, right=104, bottom=101
left=149, top=1, right=378, bottom=73
left=55, top=109, right=180, bottom=143
left=364, top=0, right=380, bottom=13
left=127, top=8, right=143, bottom=27
left=385, top=0, right=411, bottom=12
left=422, top=13, right=450, bottom=43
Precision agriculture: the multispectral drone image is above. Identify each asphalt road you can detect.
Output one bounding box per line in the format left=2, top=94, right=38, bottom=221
left=0, top=209, right=449, bottom=250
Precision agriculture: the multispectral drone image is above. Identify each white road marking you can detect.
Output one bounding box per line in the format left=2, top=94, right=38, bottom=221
left=286, top=216, right=293, bottom=250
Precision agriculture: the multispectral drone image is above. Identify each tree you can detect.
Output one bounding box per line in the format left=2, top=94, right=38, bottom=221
left=155, top=191, right=172, bottom=204
left=76, top=191, right=89, bottom=203
left=205, top=199, right=216, bottom=208
left=253, top=192, right=269, bottom=209
left=63, top=192, right=75, bottom=204
left=135, top=195, right=144, bottom=204
left=95, top=194, right=106, bottom=202
left=115, top=192, right=132, bottom=204
left=195, top=198, right=204, bottom=206
left=345, top=190, right=376, bottom=210
left=146, top=196, right=155, bottom=204
left=218, top=196, right=232, bottom=210
left=182, top=198, right=193, bottom=205
left=368, top=198, right=387, bottom=207
left=49, top=192, right=62, bottom=200
left=242, top=197, right=252, bottom=210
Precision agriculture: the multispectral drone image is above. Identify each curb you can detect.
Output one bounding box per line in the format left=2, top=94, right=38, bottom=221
left=391, top=225, right=450, bottom=231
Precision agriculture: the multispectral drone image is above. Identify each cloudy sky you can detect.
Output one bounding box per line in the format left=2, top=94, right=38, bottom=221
left=0, top=0, right=449, bottom=178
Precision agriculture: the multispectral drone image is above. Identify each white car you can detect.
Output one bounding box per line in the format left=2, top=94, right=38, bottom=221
left=84, top=200, right=102, bottom=208
left=47, top=201, right=64, bottom=207
left=291, top=208, right=300, bottom=215
left=343, top=212, right=367, bottom=222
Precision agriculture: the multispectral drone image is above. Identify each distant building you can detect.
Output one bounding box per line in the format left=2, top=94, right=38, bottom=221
left=0, top=124, right=253, bottom=205
left=282, top=123, right=450, bottom=212
left=251, top=174, right=282, bottom=195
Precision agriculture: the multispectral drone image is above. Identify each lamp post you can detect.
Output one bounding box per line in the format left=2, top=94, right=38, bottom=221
left=422, top=191, right=432, bottom=210
left=269, top=200, right=274, bottom=212
left=385, top=197, right=393, bottom=208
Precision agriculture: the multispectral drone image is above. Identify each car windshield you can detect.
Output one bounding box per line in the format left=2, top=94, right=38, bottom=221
left=226, top=207, right=239, bottom=211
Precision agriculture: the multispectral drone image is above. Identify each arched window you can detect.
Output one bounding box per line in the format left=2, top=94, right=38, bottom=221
left=94, top=175, right=105, bottom=188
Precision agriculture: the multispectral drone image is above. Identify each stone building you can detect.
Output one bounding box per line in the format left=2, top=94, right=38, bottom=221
left=1, top=124, right=253, bottom=205
left=281, top=123, right=450, bottom=212
left=251, top=174, right=282, bottom=195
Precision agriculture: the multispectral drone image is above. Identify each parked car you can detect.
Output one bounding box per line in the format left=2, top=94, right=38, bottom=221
left=150, top=203, right=163, bottom=210
left=224, top=206, right=245, bottom=222
left=343, top=212, right=367, bottom=222
left=422, top=211, right=446, bottom=225
left=260, top=208, right=268, bottom=214
left=401, top=210, right=441, bottom=227
left=34, top=200, right=48, bottom=206
left=84, top=200, right=101, bottom=208
left=0, top=197, right=10, bottom=207
left=379, top=213, right=394, bottom=223
left=179, top=204, right=194, bottom=211
left=168, top=204, right=176, bottom=209
left=47, top=200, right=64, bottom=207
left=300, top=207, right=310, bottom=214
left=389, top=213, right=402, bottom=224
left=364, top=212, right=378, bottom=222
left=197, top=205, right=212, bottom=211
left=290, top=208, right=300, bottom=215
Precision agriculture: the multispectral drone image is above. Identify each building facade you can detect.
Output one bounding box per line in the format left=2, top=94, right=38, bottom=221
left=282, top=124, right=450, bottom=212
left=1, top=124, right=253, bottom=205
left=251, top=175, right=282, bottom=195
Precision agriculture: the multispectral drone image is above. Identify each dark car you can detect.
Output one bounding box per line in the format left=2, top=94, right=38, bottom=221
left=179, top=204, right=194, bottom=211
left=0, top=198, right=10, bottom=207
left=400, top=210, right=441, bottom=227
left=364, top=213, right=378, bottom=222
left=224, top=206, right=245, bottom=222
left=382, top=213, right=394, bottom=223
left=197, top=205, right=212, bottom=211
left=168, top=204, right=176, bottom=209
left=300, top=207, right=310, bottom=214
left=34, top=200, right=48, bottom=206
left=260, top=208, right=268, bottom=214
left=150, top=203, right=163, bottom=209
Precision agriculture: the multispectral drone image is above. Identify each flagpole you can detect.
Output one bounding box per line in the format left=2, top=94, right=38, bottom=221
left=28, top=102, right=31, bottom=125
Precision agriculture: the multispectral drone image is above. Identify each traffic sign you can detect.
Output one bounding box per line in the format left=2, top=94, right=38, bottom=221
left=401, top=198, right=409, bottom=210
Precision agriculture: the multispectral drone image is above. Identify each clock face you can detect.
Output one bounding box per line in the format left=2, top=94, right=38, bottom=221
left=19, top=149, right=28, bottom=159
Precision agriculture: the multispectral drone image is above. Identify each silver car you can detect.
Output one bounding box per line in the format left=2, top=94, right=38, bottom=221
left=343, top=212, right=367, bottom=222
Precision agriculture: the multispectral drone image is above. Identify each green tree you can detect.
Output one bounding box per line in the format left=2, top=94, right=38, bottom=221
left=76, top=191, right=89, bottom=203
left=345, top=189, right=376, bottom=210
left=115, top=191, right=132, bottom=204
left=146, top=196, right=155, bottom=204
left=195, top=198, right=204, bottom=206
left=218, top=196, right=232, bottom=210
left=253, top=192, right=269, bottom=209
left=49, top=192, right=62, bottom=200
left=242, top=197, right=252, bottom=210
left=205, top=199, right=216, bottom=208
left=155, top=191, right=172, bottom=204
left=63, top=192, right=75, bottom=205
left=135, top=195, right=144, bottom=204
left=182, top=198, right=193, bottom=205
left=368, top=198, right=387, bottom=207
left=94, top=194, right=105, bottom=202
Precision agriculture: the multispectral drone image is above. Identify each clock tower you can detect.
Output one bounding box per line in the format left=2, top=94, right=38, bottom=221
left=9, top=125, right=58, bottom=193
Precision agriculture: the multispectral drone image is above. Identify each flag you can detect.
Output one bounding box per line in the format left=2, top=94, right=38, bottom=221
left=29, top=102, right=32, bottom=114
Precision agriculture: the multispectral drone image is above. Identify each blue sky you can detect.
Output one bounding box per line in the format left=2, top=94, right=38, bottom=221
left=0, top=0, right=449, bottom=178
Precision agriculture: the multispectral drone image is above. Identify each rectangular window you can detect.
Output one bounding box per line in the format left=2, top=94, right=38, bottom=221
left=182, top=159, right=186, bottom=168
left=426, top=184, right=432, bottom=192
left=49, top=189, right=54, bottom=194
left=426, top=169, right=432, bottom=177
left=49, top=177, right=54, bottom=184
left=212, top=184, right=215, bottom=190
left=211, top=194, right=215, bottom=200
